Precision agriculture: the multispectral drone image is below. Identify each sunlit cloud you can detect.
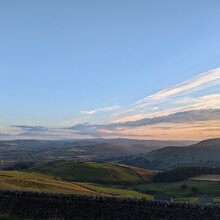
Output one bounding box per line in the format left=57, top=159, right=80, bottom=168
left=81, top=105, right=121, bottom=115
left=68, top=68, right=220, bottom=140
left=9, top=125, right=93, bottom=140
left=114, top=68, right=220, bottom=122
left=2, top=68, right=220, bottom=140
left=136, top=68, right=220, bottom=106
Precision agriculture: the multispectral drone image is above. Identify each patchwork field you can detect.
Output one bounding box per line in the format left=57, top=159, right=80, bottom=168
left=131, top=179, right=220, bottom=202
left=0, top=170, right=153, bottom=198
left=1, top=161, right=220, bottom=204
left=191, top=174, right=220, bottom=182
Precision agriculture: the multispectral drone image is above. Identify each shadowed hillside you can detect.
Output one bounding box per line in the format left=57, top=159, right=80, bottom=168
left=119, top=138, right=220, bottom=169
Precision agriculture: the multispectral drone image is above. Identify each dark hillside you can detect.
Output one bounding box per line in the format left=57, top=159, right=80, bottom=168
left=119, top=138, right=220, bottom=169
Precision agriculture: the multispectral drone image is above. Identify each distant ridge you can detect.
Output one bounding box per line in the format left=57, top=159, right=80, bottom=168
left=0, top=138, right=197, bottom=163
left=92, top=138, right=197, bottom=146
left=119, top=137, right=220, bottom=169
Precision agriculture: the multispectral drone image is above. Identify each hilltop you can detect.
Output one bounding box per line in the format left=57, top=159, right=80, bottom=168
left=31, top=160, right=147, bottom=184
left=120, top=138, right=220, bottom=169
left=0, top=161, right=155, bottom=199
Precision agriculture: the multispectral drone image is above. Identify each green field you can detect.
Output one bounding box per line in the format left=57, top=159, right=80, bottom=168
left=0, top=170, right=98, bottom=195
left=1, top=161, right=220, bottom=203
left=130, top=179, right=220, bottom=202
left=0, top=170, right=151, bottom=198
left=31, top=160, right=145, bottom=184
left=78, top=182, right=153, bottom=199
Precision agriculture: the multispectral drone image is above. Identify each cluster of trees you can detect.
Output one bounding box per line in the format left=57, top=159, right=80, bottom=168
left=181, top=184, right=199, bottom=194
left=153, top=166, right=220, bottom=182
left=0, top=190, right=220, bottom=220
left=2, top=161, right=34, bottom=171
left=120, top=157, right=162, bottom=169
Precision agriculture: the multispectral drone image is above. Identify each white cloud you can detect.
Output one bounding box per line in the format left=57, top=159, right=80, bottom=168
left=5, top=68, right=220, bottom=140
left=81, top=105, right=121, bottom=115
left=136, top=68, right=220, bottom=106
left=114, top=67, right=220, bottom=122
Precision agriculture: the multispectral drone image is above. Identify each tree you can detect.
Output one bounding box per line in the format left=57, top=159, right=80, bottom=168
left=181, top=184, right=188, bottom=190
left=191, top=187, right=199, bottom=194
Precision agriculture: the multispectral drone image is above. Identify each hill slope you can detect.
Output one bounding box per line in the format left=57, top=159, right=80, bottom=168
left=0, top=170, right=96, bottom=195
left=120, top=138, right=220, bottom=169
left=31, top=161, right=145, bottom=184
left=0, top=170, right=151, bottom=198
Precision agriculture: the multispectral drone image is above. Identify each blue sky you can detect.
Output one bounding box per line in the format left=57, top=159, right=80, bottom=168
left=1, top=0, right=220, bottom=140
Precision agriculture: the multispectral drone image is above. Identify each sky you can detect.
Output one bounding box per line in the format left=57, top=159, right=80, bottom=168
left=0, top=0, right=220, bottom=140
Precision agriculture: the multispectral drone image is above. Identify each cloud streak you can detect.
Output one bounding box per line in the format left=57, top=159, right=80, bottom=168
left=114, top=68, right=220, bottom=122
left=136, top=68, right=220, bottom=106
left=81, top=105, right=121, bottom=115
left=69, top=108, right=220, bottom=135
left=12, top=125, right=49, bottom=132
left=69, top=67, right=220, bottom=139
left=2, top=68, right=220, bottom=140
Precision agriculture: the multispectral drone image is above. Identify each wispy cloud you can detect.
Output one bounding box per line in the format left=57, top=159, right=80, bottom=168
left=12, top=125, right=49, bottom=132
left=81, top=105, right=121, bottom=115
left=68, top=108, right=220, bottom=136
left=10, top=125, right=91, bottom=140
left=136, top=68, right=220, bottom=106
left=114, top=68, right=220, bottom=122
left=4, top=68, right=220, bottom=140
left=67, top=68, right=220, bottom=139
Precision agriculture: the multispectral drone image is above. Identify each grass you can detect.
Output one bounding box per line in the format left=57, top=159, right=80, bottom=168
left=117, top=164, right=157, bottom=182
left=130, top=179, right=220, bottom=203
left=31, top=160, right=145, bottom=184
left=2, top=161, right=220, bottom=204
left=0, top=170, right=98, bottom=195
left=0, top=170, right=152, bottom=198
left=77, top=182, right=153, bottom=199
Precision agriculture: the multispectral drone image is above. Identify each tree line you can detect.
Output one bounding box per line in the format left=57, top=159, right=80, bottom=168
left=153, top=166, right=220, bottom=182
left=0, top=190, right=220, bottom=219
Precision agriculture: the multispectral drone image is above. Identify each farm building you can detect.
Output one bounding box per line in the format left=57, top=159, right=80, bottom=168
left=197, top=196, right=214, bottom=206
left=154, top=195, right=174, bottom=203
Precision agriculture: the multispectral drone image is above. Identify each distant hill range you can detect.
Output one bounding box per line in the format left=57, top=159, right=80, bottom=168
left=0, top=138, right=195, bottom=163
left=119, top=138, right=220, bottom=169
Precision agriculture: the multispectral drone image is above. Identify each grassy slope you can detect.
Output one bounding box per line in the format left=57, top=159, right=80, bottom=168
left=78, top=182, right=153, bottom=199
left=31, top=160, right=220, bottom=202
left=1, top=170, right=220, bottom=203
left=0, top=171, right=96, bottom=195
left=0, top=170, right=151, bottom=198
left=31, top=161, right=144, bottom=184
left=117, top=164, right=157, bottom=182
left=121, top=138, right=220, bottom=169
left=2, top=160, right=220, bottom=203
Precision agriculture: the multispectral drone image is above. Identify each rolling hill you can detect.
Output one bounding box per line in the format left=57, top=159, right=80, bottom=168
left=1, top=160, right=220, bottom=203
left=120, top=138, right=220, bottom=169
left=0, top=170, right=152, bottom=198
left=31, top=160, right=147, bottom=184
